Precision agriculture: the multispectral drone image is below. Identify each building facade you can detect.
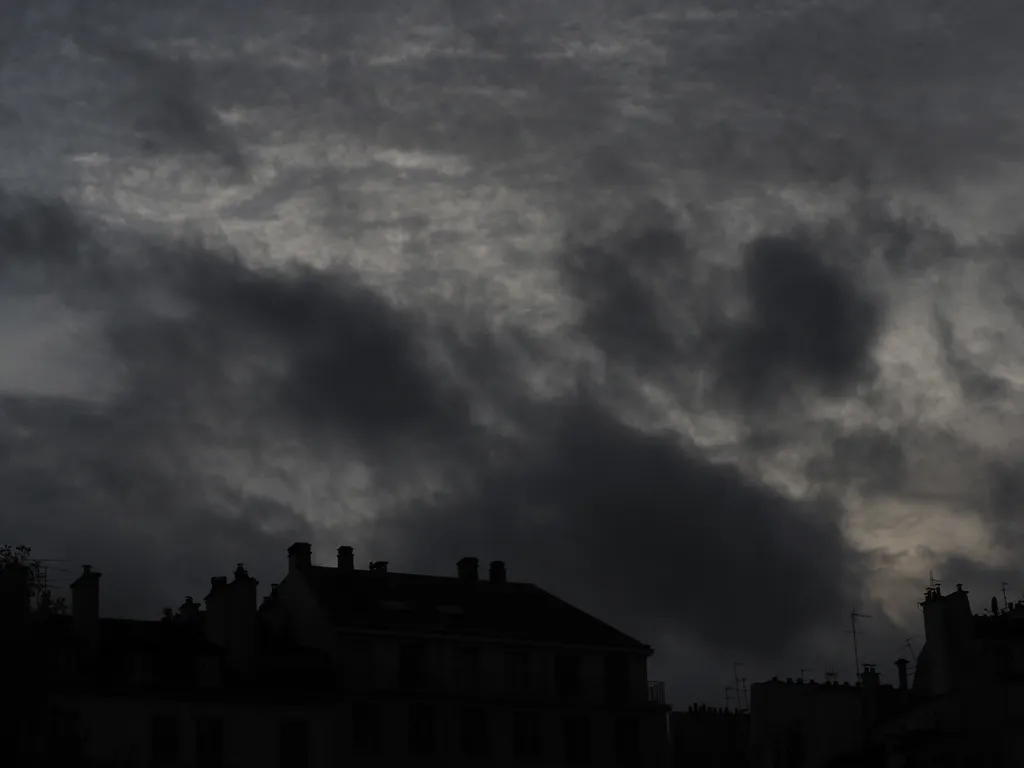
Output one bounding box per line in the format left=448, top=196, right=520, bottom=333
left=15, top=543, right=671, bottom=767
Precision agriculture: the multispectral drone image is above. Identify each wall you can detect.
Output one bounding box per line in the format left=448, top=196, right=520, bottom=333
left=50, top=689, right=668, bottom=768
left=750, top=682, right=866, bottom=768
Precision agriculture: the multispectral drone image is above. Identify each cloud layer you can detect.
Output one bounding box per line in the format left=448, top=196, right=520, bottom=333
left=3, top=0, right=1024, bottom=703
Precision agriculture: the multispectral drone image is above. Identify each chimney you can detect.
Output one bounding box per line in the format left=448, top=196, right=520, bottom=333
left=892, top=659, right=909, bottom=696
left=204, top=564, right=259, bottom=675
left=457, top=557, right=479, bottom=582
left=288, top=542, right=312, bottom=574
left=179, top=596, right=201, bottom=624
left=861, top=664, right=879, bottom=687
left=337, top=546, right=354, bottom=572
left=70, top=565, right=101, bottom=649
left=488, top=561, right=507, bottom=584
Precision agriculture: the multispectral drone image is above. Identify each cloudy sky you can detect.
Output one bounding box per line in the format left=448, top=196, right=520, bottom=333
left=3, top=0, right=1024, bottom=704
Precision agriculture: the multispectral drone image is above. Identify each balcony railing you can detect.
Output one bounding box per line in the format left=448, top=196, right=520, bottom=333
left=647, top=680, right=665, bottom=705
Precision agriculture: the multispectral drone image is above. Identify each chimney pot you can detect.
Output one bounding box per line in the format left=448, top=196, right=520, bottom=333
left=287, top=542, right=312, bottom=573
left=337, top=546, right=354, bottom=571
left=457, top=557, right=479, bottom=582
left=488, top=560, right=507, bottom=584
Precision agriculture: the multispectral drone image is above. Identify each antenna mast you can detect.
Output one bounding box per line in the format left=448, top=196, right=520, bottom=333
left=1002, top=582, right=1010, bottom=611
left=904, top=637, right=919, bottom=663
left=733, top=663, right=744, bottom=711
left=800, top=668, right=813, bottom=683
left=847, top=610, right=872, bottom=681
left=725, top=686, right=738, bottom=711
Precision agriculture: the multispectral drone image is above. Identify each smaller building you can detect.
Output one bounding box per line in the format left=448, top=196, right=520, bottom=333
left=671, top=704, right=749, bottom=768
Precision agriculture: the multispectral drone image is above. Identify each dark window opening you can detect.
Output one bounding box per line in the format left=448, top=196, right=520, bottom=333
left=460, top=707, right=490, bottom=757
left=505, top=651, right=532, bottom=694
left=196, top=716, right=225, bottom=768
left=151, top=714, right=180, bottom=763
left=555, top=654, right=582, bottom=700
left=563, top=715, right=591, bottom=765
left=512, top=711, right=542, bottom=760
left=458, top=647, right=481, bottom=693
left=352, top=700, right=382, bottom=754
left=408, top=704, right=437, bottom=756
left=278, top=718, right=309, bottom=768
left=605, top=654, right=630, bottom=704
left=615, top=717, right=640, bottom=765
left=399, top=642, right=428, bottom=690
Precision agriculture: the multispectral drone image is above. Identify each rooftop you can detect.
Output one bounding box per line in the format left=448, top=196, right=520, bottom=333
left=290, top=562, right=651, bottom=652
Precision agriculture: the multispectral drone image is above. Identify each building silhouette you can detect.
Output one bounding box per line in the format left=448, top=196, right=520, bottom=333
left=3, top=542, right=671, bottom=767
left=670, top=703, right=749, bottom=768
left=748, top=582, right=1024, bottom=767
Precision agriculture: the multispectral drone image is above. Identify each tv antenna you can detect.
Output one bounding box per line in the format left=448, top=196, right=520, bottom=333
left=733, top=663, right=744, bottom=711
left=846, top=610, right=872, bottom=681
left=1002, top=582, right=1010, bottom=611
left=824, top=668, right=838, bottom=684
left=903, top=637, right=919, bottom=663
left=725, top=686, right=739, bottom=711
left=799, top=668, right=813, bottom=683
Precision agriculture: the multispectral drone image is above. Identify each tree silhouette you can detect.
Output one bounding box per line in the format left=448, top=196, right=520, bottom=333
left=0, top=543, right=67, bottom=615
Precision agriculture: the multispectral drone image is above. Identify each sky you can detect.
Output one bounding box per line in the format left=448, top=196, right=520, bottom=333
left=3, top=0, right=1024, bottom=705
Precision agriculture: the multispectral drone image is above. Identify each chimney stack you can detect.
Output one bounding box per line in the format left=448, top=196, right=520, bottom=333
left=489, top=561, right=507, bottom=584
left=179, top=596, right=201, bottom=624
left=895, top=658, right=909, bottom=691
left=287, top=542, right=312, bottom=575
left=70, top=565, right=101, bottom=649
left=204, top=564, right=259, bottom=675
left=457, top=557, right=479, bottom=582
left=337, top=546, right=354, bottom=572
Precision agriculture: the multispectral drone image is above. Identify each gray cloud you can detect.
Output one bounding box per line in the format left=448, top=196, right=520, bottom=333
left=4, top=0, right=1024, bottom=707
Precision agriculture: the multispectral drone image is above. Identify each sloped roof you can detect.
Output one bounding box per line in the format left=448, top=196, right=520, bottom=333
left=295, top=566, right=650, bottom=651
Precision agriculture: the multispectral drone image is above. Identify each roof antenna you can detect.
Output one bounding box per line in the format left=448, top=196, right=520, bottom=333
left=846, top=610, right=872, bottom=682
left=733, top=662, right=744, bottom=711
left=1002, top=582, right=1010, bottom=611
left=800, top=668, right=813, bottom=683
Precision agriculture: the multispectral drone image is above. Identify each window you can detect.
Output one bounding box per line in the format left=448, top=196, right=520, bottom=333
left=614, top=717, right=640, bottom=765
left=512, top=711, right=542, bottom=760
left=352, top=700, right=382, bottom=754
left=278, top=719, right=309, bottom=768
left=458, top=647, right=481, bottom=693
left=505, top=651, right=532, bottom=694
left=196, top=716, right=225, bottom=768
left=555, top=654, right=582, bottom=700
left=460, top=707, right=490, bottom=757
left=604, top=654, right=629, bottom=704
left=399, top=642, right=427, bottom=690
left=563, top=715, right=591, bottom=765
left=150, top=713, right=180, bottom=763
left=408, top=704, right=436, bottom=756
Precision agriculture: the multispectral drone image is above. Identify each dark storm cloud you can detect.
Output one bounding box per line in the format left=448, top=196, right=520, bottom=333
left=721, top=234, right=881, bottom=403
left=560, top=205, right=693, bottom=371
left=561, top=213, right=883, bottom=406
left=158, top=250, right=474, bottom=446
left=373, top=393, right=862, bottom=657
left=0, top=392, right=315, bottom=618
